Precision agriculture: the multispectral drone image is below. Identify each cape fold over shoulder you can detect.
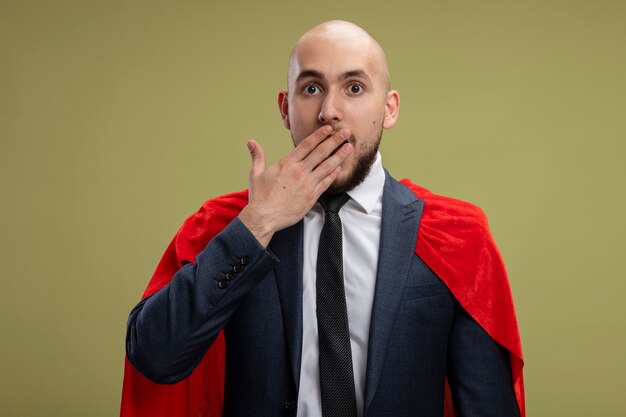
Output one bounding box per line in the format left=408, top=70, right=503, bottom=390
left=400, top=179, right=525, bottom=417
left=120, top=184, right=524, bottom=417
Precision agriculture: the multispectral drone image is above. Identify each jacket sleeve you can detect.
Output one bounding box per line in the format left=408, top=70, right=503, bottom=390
left=126, top=217, right=278, bottom=384
left=446, top=301, right=520, bottom=417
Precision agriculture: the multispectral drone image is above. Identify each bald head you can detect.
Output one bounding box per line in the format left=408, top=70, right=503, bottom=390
left=288, top=20, right=390, bottom=93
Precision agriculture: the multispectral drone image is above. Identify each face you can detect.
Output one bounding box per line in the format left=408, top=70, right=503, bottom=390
left=279, top=35, right=399, bottom=194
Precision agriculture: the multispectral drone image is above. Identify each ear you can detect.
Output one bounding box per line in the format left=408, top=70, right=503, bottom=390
left=278, top=90, right=291, bottom=130
left=382, top=90, right=400, bottom=129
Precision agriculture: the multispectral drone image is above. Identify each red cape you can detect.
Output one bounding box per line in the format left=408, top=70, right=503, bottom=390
left=120, top=180, right=525, bottom=417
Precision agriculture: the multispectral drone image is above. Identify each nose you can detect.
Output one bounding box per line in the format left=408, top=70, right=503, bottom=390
left=318, top=91, right=343, bottom=124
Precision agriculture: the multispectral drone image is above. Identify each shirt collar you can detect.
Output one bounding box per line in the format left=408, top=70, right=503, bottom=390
left=346, top=151, right=385, bottom=215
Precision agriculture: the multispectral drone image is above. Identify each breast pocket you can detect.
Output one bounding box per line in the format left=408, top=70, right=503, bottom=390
left=401, top=255, right=451, bottom=300
left=402, top=281, right=450, bottom=300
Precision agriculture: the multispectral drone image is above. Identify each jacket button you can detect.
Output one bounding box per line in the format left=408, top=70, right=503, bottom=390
left=217, top=279, right=228, bottom=289
left=233, top=264, right=243, bottom=273
left=283, top=400, right=296, bottom=411
left=240, top=256, right=250, bottom=265
left=225, top=271, right=235, bottom=281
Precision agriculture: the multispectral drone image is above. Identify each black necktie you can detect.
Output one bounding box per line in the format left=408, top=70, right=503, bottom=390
left=316, top=193, right=357, bottom=417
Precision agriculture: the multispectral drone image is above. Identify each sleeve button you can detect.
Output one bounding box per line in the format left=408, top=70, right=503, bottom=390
left=233, top=264, right=243, bottom=273
left=217, top=279, right=228, bottom=289
left=225, top=271, right=235, bottom=281
left=240, top=256, right=250, bottom=265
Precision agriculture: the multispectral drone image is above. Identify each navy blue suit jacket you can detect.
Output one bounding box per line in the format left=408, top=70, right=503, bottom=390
left=127, top=173, right=519, bottom=417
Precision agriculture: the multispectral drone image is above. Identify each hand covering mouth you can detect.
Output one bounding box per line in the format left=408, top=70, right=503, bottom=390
left=329, top=140, right=349, bottom=157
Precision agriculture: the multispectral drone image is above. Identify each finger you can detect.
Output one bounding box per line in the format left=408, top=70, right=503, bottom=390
left=247, top=140, right=266, bottom=178
left=312, top=165, right=343, bottom=196
left=301, top=127, right=351, bottom=171
left=310, top=142, right=353, bottom=181
left=289, top=125, right=334, bottom=161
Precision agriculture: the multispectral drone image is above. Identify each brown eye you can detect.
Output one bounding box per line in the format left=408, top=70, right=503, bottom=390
left=349, top=84, right=363, bottom=94
left=305, top=85, right=320, bottom=94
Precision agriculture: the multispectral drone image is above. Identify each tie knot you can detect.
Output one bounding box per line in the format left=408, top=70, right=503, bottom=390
left=319, top=192, right=350, bottom=214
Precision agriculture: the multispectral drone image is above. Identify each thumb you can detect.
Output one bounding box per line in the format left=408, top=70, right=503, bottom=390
left=247, top=139, right=266, bottom=179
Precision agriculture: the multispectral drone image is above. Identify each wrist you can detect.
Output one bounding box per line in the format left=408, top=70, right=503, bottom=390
left=238, top=204, right=275, bottom=248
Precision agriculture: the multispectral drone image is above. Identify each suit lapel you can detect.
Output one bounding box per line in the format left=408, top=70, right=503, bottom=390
left=270, top=221, right=304, bottom=392
left=268, top=174, right=425, bottom=406
left=364, top=173, right=425, bottom=412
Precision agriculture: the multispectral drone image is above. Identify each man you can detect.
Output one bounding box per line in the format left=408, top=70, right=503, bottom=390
left=122, top=20, right=524, bottom=417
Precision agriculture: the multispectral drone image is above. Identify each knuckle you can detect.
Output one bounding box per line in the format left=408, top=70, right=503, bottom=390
left=316, top=128, right=330, bottom=140
left=276, top=159, right=287, bottom=170
left=299, top=137, right=314, bottom=150
left=291, top=163, right=306, bottom=180
left=313, top=145, right=327, bottom=160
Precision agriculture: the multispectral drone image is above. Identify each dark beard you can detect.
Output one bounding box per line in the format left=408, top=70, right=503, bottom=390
left=323, top=134, right=381, bottom=196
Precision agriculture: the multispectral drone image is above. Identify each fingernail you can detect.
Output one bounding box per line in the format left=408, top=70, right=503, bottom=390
left=340, top=128, right=350, bottom=139
left=322, top=125, right=332, bottom=135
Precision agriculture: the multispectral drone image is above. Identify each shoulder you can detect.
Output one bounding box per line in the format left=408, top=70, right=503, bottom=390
left=185, top=189, right=249, bottom=228
left=175, top=189, right=249, bottom=261
left=398, top=178, right=490, bottom=231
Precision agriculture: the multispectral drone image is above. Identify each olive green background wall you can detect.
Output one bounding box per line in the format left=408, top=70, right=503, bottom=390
left=2, top=0, right=625, bottom=415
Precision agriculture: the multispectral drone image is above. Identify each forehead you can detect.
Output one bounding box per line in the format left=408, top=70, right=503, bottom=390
left=289, top=36, right=380, bottom=86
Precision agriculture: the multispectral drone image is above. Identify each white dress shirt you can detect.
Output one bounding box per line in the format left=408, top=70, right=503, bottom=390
left=297, top=152, right=385, bottom=417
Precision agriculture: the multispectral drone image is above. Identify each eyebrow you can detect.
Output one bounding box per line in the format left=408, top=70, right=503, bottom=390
left=296, top=69, right=324, bottom=82
left=340, top=70, right=370, bottom=82
left=295, top=69, right=371, bottom=83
